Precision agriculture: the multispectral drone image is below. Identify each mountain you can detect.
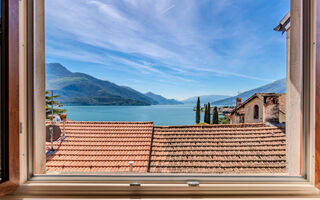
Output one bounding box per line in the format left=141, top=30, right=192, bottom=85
left=213, top=78, right=286, bottom=106
left=144, top=92, right=183, bottom=105
left=46, top=63, right=158, bottom=106
left=182, top=95, right=231, bottom=105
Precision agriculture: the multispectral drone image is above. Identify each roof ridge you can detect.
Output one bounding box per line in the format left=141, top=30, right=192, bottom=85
left=154, top=123, right=267, bottom=128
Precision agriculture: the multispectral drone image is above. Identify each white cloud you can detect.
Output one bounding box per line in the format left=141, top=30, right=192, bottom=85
left=45, top=0, right=283, bottom=84
left=88, top=1, right=125, bottom=21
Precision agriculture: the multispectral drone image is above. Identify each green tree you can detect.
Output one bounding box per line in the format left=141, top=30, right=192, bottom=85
left=204, top=103, right=211, bottom=124
left=207, top=102, right=211, bottom=124
left=203, top=104, right=207, bottom=123
left=212, top=106, right=219, bottom=124
left=219, top=116, right=230, bottom=124
left=196, top=97, right=201, bottom=124
left=46, top=90, right=66, bottom=119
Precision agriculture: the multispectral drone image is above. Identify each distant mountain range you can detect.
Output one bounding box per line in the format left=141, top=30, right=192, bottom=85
left=46, top=63, right=286, bottom=107
left=144, top=92, right=183, bottom=105
left=182, top=95, right=231, bottom=105
left=46, top=63, right=182, bottom=106
left=212, top=78, right=286, bottom=106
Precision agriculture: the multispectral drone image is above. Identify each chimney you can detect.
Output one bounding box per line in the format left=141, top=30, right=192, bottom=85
left=129, top=161, right=134, bottom=172
left=236, top=97, right=242, bottom=107
left=59, top=113, right=67, bottom=142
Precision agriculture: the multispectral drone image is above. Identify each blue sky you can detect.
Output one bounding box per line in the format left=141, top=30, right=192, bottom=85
left=45, top=0, right=289, bottom=100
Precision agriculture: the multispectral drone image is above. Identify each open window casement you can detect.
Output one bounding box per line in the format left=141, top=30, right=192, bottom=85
left=0, top=0, right=20, bottom=197
left=3, top=0, right=320, bottom=198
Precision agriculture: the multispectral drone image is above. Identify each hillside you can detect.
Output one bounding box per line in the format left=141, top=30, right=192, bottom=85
left=145, top=92, right=183, bottom=105
left=213, top=78, right=286, bottom=106
left=182, top=95, right=231, bottom=105
left=46, top=63, right=158, bottom=106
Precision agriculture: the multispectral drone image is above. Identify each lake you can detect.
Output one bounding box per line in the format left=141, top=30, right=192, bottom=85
left=63, top=104, right=212, bottom=126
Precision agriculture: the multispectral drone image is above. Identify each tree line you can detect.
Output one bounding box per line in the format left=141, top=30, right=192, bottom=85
left=195, top=97, right=228, bottom=124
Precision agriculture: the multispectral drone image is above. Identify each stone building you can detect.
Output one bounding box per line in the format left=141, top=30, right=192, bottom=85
left=228, top=93, right=286, bottom=124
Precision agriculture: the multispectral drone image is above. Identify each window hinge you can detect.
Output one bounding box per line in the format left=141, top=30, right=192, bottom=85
left=19, top=122, right=23, bottom=134
left=187, top=181, right=199, bottom=187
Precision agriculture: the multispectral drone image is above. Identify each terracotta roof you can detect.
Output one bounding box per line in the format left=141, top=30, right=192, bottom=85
left=149, top=123, right=286, bottom=174
left=46, top=122, right=286, bottom=174
left=46, top=121, right=154, bottom=173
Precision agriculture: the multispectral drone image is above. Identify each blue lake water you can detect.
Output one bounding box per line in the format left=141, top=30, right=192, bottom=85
left=64, top=104, right=210, bottom=126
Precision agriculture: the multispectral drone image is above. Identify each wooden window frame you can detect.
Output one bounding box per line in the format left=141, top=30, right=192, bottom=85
left=315, top=0, right=320, bottom=189
left=3, top=0, right=320, bottom=197
left=0, top=0, right=9, bottom=185
left=0, top=0, right=20, bottom=197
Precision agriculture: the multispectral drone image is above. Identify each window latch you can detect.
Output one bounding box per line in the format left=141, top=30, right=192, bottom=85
left=187, top=181, right=199, bottom=187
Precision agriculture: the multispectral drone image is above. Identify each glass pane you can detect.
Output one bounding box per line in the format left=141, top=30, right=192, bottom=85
left=38, top=0, right=301, bottom=176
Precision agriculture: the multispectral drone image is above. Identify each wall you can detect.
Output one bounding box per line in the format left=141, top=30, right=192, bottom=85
left=264, top=96, right=280, bottom=123
left=230, top=107, right=245, bottom=124
left=243, top=98, right=264, bottom=123
left=279, top=94, right=286, bottom=123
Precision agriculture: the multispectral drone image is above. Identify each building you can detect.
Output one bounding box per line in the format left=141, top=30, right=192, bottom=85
left=46, top=121, right=286, bottom=175
left=228, top=93, right=286, bottom=124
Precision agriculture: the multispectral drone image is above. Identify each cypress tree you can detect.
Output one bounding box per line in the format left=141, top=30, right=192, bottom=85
left=196, top=97, right=201, bottom=124
left=207, top=102, right=211, bottom=124
left=213, top=106, right=219, bottom=124
left=204, top=104, right=207, bottom=123
left=204, top=103, right=211, bottom=124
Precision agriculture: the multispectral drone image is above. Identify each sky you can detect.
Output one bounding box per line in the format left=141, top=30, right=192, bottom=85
left=45, top=0, right=289, bottom=100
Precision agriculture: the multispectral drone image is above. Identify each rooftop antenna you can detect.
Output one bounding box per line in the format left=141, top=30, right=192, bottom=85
left=46, top=90, right=62, bottom=156
left=51, top=90, right=54, bottom=124
left=49, top=90, right=55, bottom=154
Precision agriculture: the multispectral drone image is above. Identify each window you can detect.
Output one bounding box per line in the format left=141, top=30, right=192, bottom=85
left=30, top=0, right=300, bottom=176
left=19, top=0, right=319, bottom=195
left=254, top=105, right=259, bottom=119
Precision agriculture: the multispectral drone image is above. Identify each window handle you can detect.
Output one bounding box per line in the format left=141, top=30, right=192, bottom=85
left=130, top=183, right=141, bottom=187
left=188, top=181, right=199, bottom=187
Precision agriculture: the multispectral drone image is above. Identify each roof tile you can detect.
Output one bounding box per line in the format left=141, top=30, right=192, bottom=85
left=46, top=121, right=153, bottom=173
left=46, top=122, right=286, bottom=174
left=149, top=124, right=286, bottom=174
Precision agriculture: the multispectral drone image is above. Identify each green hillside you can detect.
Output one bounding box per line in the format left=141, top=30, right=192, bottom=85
left=46, top=63, right=157, bottom=106
left=46, top=63, right=184, bottom=106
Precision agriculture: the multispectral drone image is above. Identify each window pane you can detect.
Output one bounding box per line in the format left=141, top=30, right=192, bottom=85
left=36, top=0, right=302, bottom=176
